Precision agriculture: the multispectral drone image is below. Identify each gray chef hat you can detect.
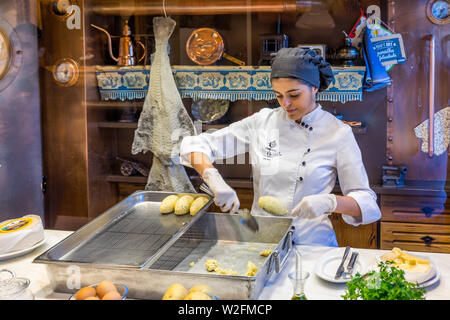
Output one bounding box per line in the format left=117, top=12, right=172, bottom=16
left=270, top=47, right=334, bottom=92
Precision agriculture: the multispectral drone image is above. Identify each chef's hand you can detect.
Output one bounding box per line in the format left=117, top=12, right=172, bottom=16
left=291, top=194, right=337, bottom=219
left=202, top=168, right=240, bottom=214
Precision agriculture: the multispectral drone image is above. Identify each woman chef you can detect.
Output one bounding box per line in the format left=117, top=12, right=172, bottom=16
left=179, top=48, right=381, bottom=246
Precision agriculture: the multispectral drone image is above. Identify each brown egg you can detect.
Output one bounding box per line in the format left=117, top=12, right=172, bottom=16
left=84, top=296, right=100, bottom=300
left=101, top=291, right=122, bottom=300
left=74, top=286, right=97, bottom=300
left=96, top=281, right=117, bottom=299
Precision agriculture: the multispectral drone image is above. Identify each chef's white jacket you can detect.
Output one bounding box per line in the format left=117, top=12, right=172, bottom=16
left=180, top=105, right=381, bottom=246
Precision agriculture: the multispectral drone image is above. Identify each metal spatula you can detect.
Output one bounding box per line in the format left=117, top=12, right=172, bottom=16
left=199, top=183, right=259, bottom=232
left=237, top=208, right=259, bottom=233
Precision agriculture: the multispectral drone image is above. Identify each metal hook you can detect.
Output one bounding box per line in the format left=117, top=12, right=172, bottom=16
left=162, top=0, right=167, bottom=18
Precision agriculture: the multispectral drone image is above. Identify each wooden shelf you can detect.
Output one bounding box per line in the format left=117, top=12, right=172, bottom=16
left=97, top=121, right=138, bottom=129
left=97, top=122, right=220, bottom=130
left=95, top=65, right=365, bottom=103
left=203, top=123, right=367, bottom=134
left=107, top=175, right=448, bottom=196
left=202, top=124, right=228, bottom=131
left=105, top=174, right=253, bottom=189
left=96, top=121, right=366, bottom=134
left=87, top=101, right=143, bottom=108
left=190, top=175, right=253, bottom=189
left=106, top=175, right=147, bottom=184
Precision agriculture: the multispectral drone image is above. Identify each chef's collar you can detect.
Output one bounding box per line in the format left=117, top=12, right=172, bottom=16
left=286, top=104, right=324, bottom=130
left=301, top=104, right=323, bottom=124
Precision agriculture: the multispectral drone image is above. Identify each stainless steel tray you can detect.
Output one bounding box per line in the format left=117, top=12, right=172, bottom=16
left=146, top=213, right=294, bottom=300
left=34, top=191, right=294, bottom=300
left=35, top=190, right=213, bottom=268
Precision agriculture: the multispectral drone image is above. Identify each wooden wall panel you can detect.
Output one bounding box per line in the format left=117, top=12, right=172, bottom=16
left=387, top=0, right=448, bottom=181
left=39, top=0, right=89, bottom=230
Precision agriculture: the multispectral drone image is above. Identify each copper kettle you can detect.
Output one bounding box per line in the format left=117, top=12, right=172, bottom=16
left=91, top=20, right=146, bottom=66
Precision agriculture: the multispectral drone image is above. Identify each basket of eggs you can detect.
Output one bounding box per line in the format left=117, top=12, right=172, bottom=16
left=70, top=280, right=128, bottom=300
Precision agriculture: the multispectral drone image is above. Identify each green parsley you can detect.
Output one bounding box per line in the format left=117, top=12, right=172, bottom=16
left=342, top=261, right=426, bottom=300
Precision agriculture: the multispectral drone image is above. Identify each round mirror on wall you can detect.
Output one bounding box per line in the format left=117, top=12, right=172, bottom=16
left=0, top=17, right=22, bottom=92
left=0, top=28, right=11, bottom=80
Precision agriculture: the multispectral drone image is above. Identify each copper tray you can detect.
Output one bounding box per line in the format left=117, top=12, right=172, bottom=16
left=186, top=27, right=224, bottom=65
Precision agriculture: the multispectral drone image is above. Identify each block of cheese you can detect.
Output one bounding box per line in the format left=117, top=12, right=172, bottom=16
left=380, top=247, right=435, bottom=284
left=0, top=215, right=44, bottom=254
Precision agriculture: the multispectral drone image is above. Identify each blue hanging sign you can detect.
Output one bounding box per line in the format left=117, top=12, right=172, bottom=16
left=370, top=33, right=406, bottom=66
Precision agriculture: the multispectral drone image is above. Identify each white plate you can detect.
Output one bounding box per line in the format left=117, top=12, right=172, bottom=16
left=376, top=252, right=440, bottom=288
left=0, top=238, right=46, bottom=261
left=314, top=248, right=365, bottom=284
left=419, top=266, right=440, bottom=288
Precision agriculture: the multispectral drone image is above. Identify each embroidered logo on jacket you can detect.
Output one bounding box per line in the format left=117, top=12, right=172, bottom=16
left=263, top=139, right=282, bottom=158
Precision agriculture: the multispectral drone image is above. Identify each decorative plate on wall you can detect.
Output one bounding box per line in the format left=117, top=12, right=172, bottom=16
left=191, top=99, right=229, bottom=123
left=426, top=0, right=449, bottom=25
left=186, top=28, right=224, bottom=65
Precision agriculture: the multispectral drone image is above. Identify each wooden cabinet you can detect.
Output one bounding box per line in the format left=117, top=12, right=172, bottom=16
left=381, top=194, right=450, bottom=225
left=378, top=0, right=450, bottom=254
left=380, top=194, right=450, bottom=253
left=381, top=222, right=450, bottom=253
left=330, top=213, right=378, bottom=249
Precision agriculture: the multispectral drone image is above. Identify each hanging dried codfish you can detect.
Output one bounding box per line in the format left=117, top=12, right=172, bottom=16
left=132, top=16, right=196, bottom=192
